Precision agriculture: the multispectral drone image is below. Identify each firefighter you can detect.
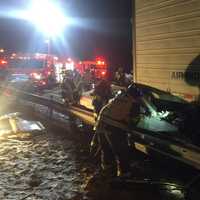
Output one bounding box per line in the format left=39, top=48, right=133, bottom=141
left=92, top=80, right=112, bottom=120
left=114, top=67, right=126, bottom=86
left=82, top=68, right=93, bottom=91
left=72, top=69, right=84, bottom=101
left=61, top=70, right=76, bottom=105
left=93, top=84, right=143, bottom=177
left=90, top=80, right=112, bottom=160
left=73, top=69, right=82, bottom=89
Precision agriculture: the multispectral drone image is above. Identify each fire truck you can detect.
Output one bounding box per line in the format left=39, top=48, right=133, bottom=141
left=75, top=58, right=108, bottom=80
left=0, top=58, right=8, bottom=82
left=0, top=59, right=8, bottom=68
left=55, top=57, right=108, bottom=84
left=8, top=53, right=57, bottom=88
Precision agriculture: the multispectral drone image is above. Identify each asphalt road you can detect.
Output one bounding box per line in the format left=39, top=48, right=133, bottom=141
left=0, top=85, right=199, bottom=200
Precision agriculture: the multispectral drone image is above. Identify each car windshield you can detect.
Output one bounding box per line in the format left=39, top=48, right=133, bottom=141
left=137, top=84, right=186, bottom=104
left=9, top=59, right=45, bottom=69
left=150, top=89, right=186, bottom=104
left=134, top=84, right=188, bottom=114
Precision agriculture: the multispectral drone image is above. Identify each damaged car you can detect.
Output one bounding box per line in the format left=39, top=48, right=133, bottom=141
left=94, top=83, right=200, bottom=176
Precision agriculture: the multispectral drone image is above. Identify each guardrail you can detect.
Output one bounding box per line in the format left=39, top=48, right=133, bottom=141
left=0, top=86, right=95, bottom=126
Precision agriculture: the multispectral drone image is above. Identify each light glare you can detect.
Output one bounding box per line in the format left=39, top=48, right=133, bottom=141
left=27, top=0, right=67, bottom=37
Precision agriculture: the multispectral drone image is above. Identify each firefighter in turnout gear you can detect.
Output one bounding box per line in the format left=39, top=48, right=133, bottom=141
left=114, top=67, right=126, bottom=86
left=90, top=80, right=112, bottom=163
left=92, top=80, right=112, bottom=120
left=93, top=85, right=143, bottom=176
left=61, top=70, right=76, bottom=105
left=61, top=69, right=84, bottom=105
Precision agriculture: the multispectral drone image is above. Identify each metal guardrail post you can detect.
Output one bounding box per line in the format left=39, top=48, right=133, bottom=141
left=49, top=95, right=54, bottom=119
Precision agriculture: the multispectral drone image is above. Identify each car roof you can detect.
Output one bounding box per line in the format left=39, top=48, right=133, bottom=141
left=131, top=83, right=187, bottom=104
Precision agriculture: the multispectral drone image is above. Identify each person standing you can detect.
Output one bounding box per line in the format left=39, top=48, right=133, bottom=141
left=61, top=70, right=76, bottom=105
left=92, top=80, right=112, bottom=118
left=114, top=67, right=126, bottom=86
left=93, top=85, right=143, bottom=176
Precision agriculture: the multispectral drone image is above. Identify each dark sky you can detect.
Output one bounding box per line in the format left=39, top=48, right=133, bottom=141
left=0, top=0, right=132, bottom=71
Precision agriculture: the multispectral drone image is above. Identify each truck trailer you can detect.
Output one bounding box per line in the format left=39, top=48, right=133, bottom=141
left=133, top=0, right=200, bottom=102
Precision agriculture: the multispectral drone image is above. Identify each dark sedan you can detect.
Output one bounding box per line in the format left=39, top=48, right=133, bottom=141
left=95, top=83, right=200, bottom=173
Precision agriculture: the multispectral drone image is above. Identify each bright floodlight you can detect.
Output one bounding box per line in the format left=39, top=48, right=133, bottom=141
left=28, top=0, right=67, bottom=37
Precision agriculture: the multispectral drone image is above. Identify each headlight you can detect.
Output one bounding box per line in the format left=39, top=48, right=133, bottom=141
left=31, top=72, right=43, bottom=80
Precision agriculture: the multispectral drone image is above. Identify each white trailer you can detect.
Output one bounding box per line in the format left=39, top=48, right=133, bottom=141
left=133, top=0, right=200, bottom=101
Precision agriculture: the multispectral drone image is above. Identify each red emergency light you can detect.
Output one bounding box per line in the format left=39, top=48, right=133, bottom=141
left=47, top=71, right=52, bottom=75
left=101, top=71, right=106, bottom=76
left=96, top=60, right=106, bottom=66
left=97, top=60, right=101, bottom=65
left=0, top=60, right=7, bottom=65
left=42, top=81, right=46, bottom=85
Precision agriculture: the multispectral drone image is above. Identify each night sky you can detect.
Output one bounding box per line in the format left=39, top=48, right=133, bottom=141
left=0, top=0, right=132, bottom=71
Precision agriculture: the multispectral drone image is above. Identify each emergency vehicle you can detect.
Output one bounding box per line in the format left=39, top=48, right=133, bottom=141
left=0, top=58, right=8, bottom=82
left=0, top=59, right=8, bottom=69
left=56, top=57, right=108, bottom=85
left=54, top=57, right=75, bottom=83
left=75, top=58, right=108, bottom=80
left=8, top=53, right=57, bottom=88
